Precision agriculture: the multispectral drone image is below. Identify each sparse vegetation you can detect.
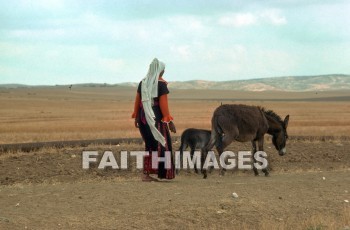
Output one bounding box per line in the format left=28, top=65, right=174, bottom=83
left=0, top=86, right=350, bottom=144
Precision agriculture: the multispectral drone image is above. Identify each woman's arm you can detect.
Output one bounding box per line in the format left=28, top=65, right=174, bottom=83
left=159, top=94, right=176, bottom=133
left=131, top=92, right=141, bottom=128
left=159, top=94, right=173, bottom=122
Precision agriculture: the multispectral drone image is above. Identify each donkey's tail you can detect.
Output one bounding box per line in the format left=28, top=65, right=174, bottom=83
left=205, top=115, right=223, bottom=151
left=179, top=135, right=185, bottom=155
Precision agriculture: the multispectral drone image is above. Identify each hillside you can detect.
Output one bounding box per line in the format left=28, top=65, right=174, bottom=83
left=168, top=74, right=350, bottom=91
left=1, top=74, right=349, bottom=92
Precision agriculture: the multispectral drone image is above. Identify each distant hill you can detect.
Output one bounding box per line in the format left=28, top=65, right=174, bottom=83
left=168, top=74, right=350, bottom=91
left=0, top=84, right=28, bottom=88
left=1, top=74, right=349, bottom=92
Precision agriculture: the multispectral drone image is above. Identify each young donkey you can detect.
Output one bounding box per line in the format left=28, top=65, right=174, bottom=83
left=177, top=128, right=211, bottom=174
left=204, top=104, right=289, bottom=179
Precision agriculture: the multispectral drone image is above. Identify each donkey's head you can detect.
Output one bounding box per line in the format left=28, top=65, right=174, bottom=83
left=271, top=115, right=289, bottom=156
left=264, top=109, right=290, bottom=156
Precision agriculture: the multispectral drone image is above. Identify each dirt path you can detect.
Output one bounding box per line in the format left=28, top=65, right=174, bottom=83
left=0, top=171, right=349, bottom=230
left=0, top=140, right=349, bottom=229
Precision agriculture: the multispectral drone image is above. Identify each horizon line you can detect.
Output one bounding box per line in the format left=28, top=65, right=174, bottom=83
left=0, top=73, right=348, bottom=87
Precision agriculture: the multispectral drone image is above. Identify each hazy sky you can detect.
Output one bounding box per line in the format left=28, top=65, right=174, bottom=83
left=1, top=0, right=350, bottom=85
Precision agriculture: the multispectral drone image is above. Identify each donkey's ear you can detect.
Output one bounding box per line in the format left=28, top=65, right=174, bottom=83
left=284, top=115, right=290, bottom=128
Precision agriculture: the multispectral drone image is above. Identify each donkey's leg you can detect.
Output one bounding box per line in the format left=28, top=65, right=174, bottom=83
left=190, top=148, right=199, bottom=174
left=217, top=133, right=235, bottom=176
left=251, top=141, right=259, bottom=176
left=176, top=143, right=188, bottom=175
left=200, top=148, right=213, bottom=174
left=201, top=149, right=208, bottom=179
left=258, top=138, right=269, bottom=176
left=204, top=152, right=215, bottom=174
left=176, top=150, right=182, bottom=175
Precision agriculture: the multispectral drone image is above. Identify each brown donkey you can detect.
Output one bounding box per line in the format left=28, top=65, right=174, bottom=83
left=204, top=104, right=289, bottom=179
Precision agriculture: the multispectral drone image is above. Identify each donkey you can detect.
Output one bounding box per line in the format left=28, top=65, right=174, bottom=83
left=203, top=104, right=289, bottom=179
left=177, top=128, right=211, bottom=174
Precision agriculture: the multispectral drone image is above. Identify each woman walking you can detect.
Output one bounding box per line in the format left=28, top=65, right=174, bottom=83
left=131, top=58, right=176, bottom=181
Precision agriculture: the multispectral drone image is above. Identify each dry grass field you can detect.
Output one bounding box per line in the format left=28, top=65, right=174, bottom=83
left=0, top=86, right=349, bottom=144
left=0, top=85, right=349, bottom=229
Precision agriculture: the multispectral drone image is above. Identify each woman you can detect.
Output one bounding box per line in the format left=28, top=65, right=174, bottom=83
left=131, top=58, right=176, bottom=182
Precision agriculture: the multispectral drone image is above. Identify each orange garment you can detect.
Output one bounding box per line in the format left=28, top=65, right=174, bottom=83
left=159, top=94, right=173, bottom=123
left=158, top=77, right=173, bottom=122
left=131, top=92, right=141, bottom=119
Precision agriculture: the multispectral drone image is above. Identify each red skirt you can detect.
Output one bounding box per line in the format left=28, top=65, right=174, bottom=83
left=139, top=107, right=175, bottom=179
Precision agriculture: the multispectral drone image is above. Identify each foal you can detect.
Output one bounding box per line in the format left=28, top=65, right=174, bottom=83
left=177, top=128, right=211, bottom=174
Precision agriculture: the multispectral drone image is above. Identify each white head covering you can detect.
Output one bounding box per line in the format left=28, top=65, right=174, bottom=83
left=141, top=58, right=166, bottom=147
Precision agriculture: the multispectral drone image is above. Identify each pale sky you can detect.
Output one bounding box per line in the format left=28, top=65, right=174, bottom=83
left=1, top=0, right=350, bottom=85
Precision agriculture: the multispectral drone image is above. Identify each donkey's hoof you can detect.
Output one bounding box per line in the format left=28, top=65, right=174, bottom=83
left=263, top=169, right=270, bottom=177
left=202, top=170, right=208, bottom=179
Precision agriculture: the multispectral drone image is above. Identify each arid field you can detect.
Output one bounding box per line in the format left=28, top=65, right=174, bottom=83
left=0, top=86, right=349, bottom=229
left=0, top=86, right=350, bottom=144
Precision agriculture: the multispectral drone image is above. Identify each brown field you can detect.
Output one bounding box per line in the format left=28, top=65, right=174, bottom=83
left=0, top=86, right=349, bottom=229
left=0, top=86, right=350, bottom=144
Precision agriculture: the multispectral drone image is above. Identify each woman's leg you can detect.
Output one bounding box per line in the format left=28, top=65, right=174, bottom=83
left=138, top=120, right=159, bottom=181
left=157, top=122, right=175, bottom=180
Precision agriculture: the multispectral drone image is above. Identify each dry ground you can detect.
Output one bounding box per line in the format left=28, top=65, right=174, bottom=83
left=0, top=86, right=349, bottom=229
left=0, top=140, right=349, bottom=229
